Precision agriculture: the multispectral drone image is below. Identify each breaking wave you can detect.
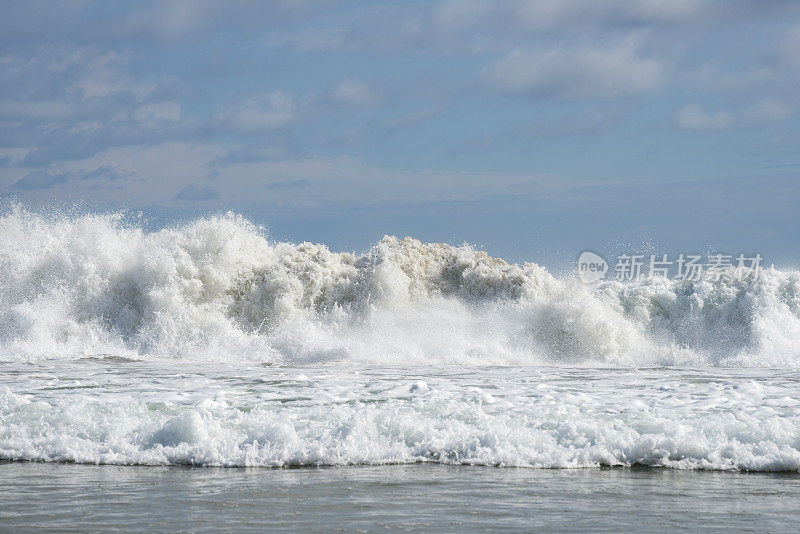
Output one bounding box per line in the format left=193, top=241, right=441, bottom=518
left=1, top=208, right=799, bottom=367
left=3, top=208, right=800, bottom=471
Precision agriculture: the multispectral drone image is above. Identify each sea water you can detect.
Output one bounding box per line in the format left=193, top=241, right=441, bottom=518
left=1, top=463, right=799, bottom=532
left=1, top=209, right=799, bottom=529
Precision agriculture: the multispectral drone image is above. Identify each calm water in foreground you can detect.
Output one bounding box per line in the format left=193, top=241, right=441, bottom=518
left=1, top=462, right=799, bottom=532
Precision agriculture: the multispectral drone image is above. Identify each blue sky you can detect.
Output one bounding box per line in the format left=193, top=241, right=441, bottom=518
left=1, top=1, right=799, bottom=267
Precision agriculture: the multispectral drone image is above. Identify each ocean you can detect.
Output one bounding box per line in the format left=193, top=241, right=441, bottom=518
left=1, top=210, right=799, bottom=530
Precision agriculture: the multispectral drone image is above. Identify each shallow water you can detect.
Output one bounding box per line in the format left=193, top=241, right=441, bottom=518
left=1, top=462, right=799, bottom=533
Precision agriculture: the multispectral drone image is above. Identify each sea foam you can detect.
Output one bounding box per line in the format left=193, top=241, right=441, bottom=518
left=1, top=208, right=798, bottom=367
left=2, top=365, right=799, bottom=470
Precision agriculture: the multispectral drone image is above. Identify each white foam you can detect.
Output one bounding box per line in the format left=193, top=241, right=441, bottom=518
left=0, top=208, right=798, bottom=367
left=1, top=366, right=799, bottom=470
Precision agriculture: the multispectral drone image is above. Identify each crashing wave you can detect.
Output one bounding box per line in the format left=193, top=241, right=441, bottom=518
left=1, top=208, right=799, bottom=366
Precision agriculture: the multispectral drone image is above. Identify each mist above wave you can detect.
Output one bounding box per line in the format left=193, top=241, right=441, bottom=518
left=1, top=208, right=798, bottom=366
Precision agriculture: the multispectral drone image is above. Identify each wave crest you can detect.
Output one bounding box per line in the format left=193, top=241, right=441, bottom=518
left=1, top=209, right=799, bottom=366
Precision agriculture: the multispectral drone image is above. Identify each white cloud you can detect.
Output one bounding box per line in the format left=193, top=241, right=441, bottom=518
left=54, top=142, right=225, bottom=202
left=124, top=0, right=216, bottom=40
left=781, top=22, right=800, bottom=60
left=218, top=92, right=295, bottom=132
left=0, top=147, right=32, bottom=165
left=332, top=80, right=378, bottom=106
left=210, top=156, right=559, bottom=207
left=512, top=0, right=708, bottom=28
left=742, top=101, right=795, bottom=124
left=68, top=121, right=103, bottom=134
left=134, top=102, right=182, bottom=122
left=675, top=101, right=794, bottom=131
left=434, top=0, right=493, bottom=33
left=675, top=104, right=734, bottom=130
left=426, top=0, right=714, bottom=39
left=486, top=38, right=663, bottom=98
left=76, top=52, right=155, bottom=99
left=0, top=101, right=74, bottom=121
left=262, top=27, right=346, bottom=51
left=2, top=140, right=564, bottom=208
left=119, top=0, right=323, bottom=41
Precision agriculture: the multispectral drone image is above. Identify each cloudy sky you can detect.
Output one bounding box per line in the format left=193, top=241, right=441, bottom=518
left=1, top=1, right=799, bottom=266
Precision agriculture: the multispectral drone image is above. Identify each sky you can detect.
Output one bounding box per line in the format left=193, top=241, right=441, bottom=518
left=1, top=0, right=799, bottom=268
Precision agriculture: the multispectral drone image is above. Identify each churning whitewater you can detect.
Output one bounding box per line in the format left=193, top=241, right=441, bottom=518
left=1, top=209, right=800, bottom=470
left=1, top=209, right=799, bottom=366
